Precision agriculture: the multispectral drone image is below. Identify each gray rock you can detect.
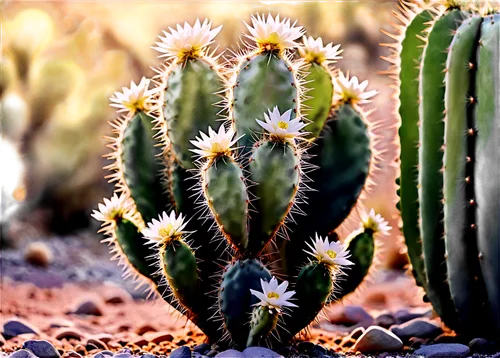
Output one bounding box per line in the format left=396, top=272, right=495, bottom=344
left=330, top=305, right=374, bottom=327
left=194, top=344, right=211, bottom=354
left=68, top=300, right=103, bottom=316
left=394, top=309, right=428, bottom=324
left=22, top=340, right=60, bottom=358
left=113, top=354, right=132, bottom=358
left=468, top=337, right=498, bottom=355
left=169, top=346, right=191, bottom=358
left=100, top=351, right=114, bottom=356
left=9, top=350, right=38, bottom=358
left=141, top=354, right=156, bottom=358
left=414, top=343, right=470, bottom=357
left=215, top=350, right=244, bottom=358
left=352, top=326, right=403, bottom=353
left=390, top=318, right=442, bottom=341
left=3, top=319, right=39, bottom=338
left=92, top=354, right=107, bottom=358
left=242, top=347, right=283, bottom=358
left=348, top=327, right=365, bottom=340
left=375, top=313, right=396, bottom=328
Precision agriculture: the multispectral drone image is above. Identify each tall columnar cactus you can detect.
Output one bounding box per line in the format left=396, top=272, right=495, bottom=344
left=391, top=0, right=500, bottom=340
left=93, top=15, right=390, bottom=348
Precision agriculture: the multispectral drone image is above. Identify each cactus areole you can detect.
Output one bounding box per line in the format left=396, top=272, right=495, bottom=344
left=93, top=15, right=390, bottom=348
left=392, top=0, right=500, bottom=340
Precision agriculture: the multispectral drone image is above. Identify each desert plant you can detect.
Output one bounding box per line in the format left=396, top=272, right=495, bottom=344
left=390, top=0, right=500, bottom=340
left=93, top=15, right=389, bottom=348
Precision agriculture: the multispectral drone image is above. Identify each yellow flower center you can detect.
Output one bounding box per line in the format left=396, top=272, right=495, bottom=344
left=159, top=224, right=174, bottom=238
left=326, top=250, right=337, bottom=259
left=277, top=121, right=289, bottom=130
left=124, top=98, right=146, bottom=113
left=267, top=292, right=280, bottom=299
left=177, top=45, right=202, bottom=62
left=257, top=32, right=284, bottom=53
left=304, top=51, right=326, bottom=65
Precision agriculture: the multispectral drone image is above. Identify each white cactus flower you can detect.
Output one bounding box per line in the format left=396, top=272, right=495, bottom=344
left=361, top=208, right=392, bottom=235
left=92, top=194, right=133, bottom=223
left=298, top=36, right=342, bottom=65
left=305, top=233, right=354, bottom=268
left=244, top=13, right=304, bottom=53
left=334, top=71, right=378, bottom=105
left=256, top=106, right=306, bottom=141
left=190, top=126, right=240, bottom=159
left=109, top=77, right=157, bottom=116
left=250, top=277, right=297, bottom=312
left=154, top=19, right=222, bottom=61
left=142, top=211, right=188, bottom=245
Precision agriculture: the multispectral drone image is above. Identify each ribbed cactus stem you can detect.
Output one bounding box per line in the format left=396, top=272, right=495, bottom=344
left=246, top=306, right=279, bottom=347
left=418, top=8, right=466, bottom=331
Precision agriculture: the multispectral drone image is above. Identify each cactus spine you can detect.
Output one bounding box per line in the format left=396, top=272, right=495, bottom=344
left=94, top=15, right=390, bottom=348
left=392, top=1, right=500, bottom=340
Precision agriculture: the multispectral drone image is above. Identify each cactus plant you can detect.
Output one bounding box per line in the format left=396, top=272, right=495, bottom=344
left=93, top=15, right=390, bottom=348
left=390, top=0, right=500, bottom=340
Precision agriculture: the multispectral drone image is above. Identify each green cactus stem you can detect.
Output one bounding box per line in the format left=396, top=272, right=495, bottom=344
left=396, top=7, right=433, bottom=289
left=248, top=140, right=300, bottom=256
left=232, top=53, right=297, bottom=150
left=219, top=259, right=272, bottom=348
left=418, top=8, right=466, bottom=331
left=163, top=58, right=224, bottom=169
left=203, top=156, right=249, bottom=251
left=246, top=306, right=279, bottom=347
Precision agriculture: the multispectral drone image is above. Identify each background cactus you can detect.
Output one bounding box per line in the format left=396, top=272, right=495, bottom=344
left=390, top=0, right=500, bottom=341
left=93, top=14, right=390, bottom=348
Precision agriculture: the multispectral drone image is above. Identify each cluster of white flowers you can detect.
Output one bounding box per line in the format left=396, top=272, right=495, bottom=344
left=305, top=233, right=354, bottom=268
left=92, top=194, right=133, bottom=223
left=245, top=14, right=304, bottom=53
left=361, top=208, right=392, bottom=235
left=256, top=106, right=306, bottom=142
left=299, top=36, right=342, bottom=66
left=334, top=71, right=378, bottom=105
left=142, top=211, right=188, bottom=245
left=109, top=77, right=158, bottom=116
left=250, top=277, right=297, bottom=312
left=190, top=126, right=240, bottom=160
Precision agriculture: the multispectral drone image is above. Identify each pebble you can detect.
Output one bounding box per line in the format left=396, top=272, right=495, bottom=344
left=469, top=337, right=498, bottom=355
left=414, top=343, right=470, bottom=357
left=169, top=346, right=191, bottom=358
left=394, top=308, right=430, bottom=324
left=3, top=319, right=39, bottom=338
left=194, top=343, right=211, bottom=354
left=206, top=350, right=218, bottom=357
left=93, top=334, right=112, bottom=343
left=390, top=318, right=442, bottom=341
left=104, top=290, right=132, bottom=305
left=9, top=350, right=38, bottom=358
left=242, top=347, right=283, bottom=358
left=112, top=354, right=132, bottom=358
left=352, top=326, right=403, bottom=353
left=63, top=350, right=82, bottom=358
left=23, top=339, right=61, bottom=358
left=147, top=332, right=174, bottom=344
left=86, top=338, right=107, bottom=350
left=68, top=300, right=103, bottom=316
left=54, top=329, right=83, bottom=341
left=330, top=306, right=374, bottom=328
left=135, top=324, right=157, bottom=335
left=374, top=313, right=396, bottom=329
left=348, top=327, right=365, bottom=340
left=215, top=350, right=244, bottom=358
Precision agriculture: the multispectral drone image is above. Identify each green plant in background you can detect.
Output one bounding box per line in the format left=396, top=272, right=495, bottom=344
left=93, top=14, right=390, bottom=348
left=1, top=8, right=135, bottom=237
left=391, top=0, right=500, bottom=341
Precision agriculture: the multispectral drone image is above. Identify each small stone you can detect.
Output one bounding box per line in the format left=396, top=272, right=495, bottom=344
left=116, top=348, right=132, bottom=354
left=433, top=333, right=458, bottom=344
left=170, top=346, right=191, bottom=358
left=135, top=324, right=157, bottom=335
left=3, top=319, right=39, bottom=338
left=147, top=332, right=174, bottom=344
left=390, top=318, right=442, bottom=341
left=92, top=354, right=107, bottom=358
left=330, top=306, right=374, bottom=328
left=86, top=338, right=107, bottom=350
left=49, top=320, right=74, bottom=329
left=132, top=337, right=149, bottom=346
left=206, top=350, right=218, bottom=357
left=215, top=350, right=244, bottom=358
left=23, top=339, right=61, bottom=358
left=352, top=326, right=403, bottom=353
left=194, top=344, right=211, bottom=354
left=62, top=350, right=82, bottom=358
left=414, top=343, right=470, bottom=357
left=100, top=351, right=114, bottom=356
left=68, top=300, right=103, bottom=316
left=394, top=309, right=426, bottom=324
left=348, top=327, right=365, bottom=340
left=375, top=313, right=396, bottom=329
left=9, top=350, right=38, bottom=358
left=94, top=334, right=112, bottom=343
left=104, top=289, right=132, bottom=305
left=113, top=354, right=132, bottom=358
left=24, top=242, right=53, bottom=267
left=141, top=354, right=156, bottom=358
left=242, top=347, right=283, bottom=358
left=54, top=329, right=83, bottom=341
left=469, top=337, right=498, bottom=355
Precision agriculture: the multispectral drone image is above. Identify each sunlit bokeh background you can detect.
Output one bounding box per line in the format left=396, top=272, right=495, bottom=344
left=1, top=1, right=404, bottom=268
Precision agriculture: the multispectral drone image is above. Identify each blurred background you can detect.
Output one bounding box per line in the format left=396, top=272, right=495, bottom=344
left=1, top=1, right=404, bottom=270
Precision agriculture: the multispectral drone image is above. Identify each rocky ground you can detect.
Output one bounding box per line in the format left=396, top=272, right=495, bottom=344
left=1, top=237, right=499, bottom=358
